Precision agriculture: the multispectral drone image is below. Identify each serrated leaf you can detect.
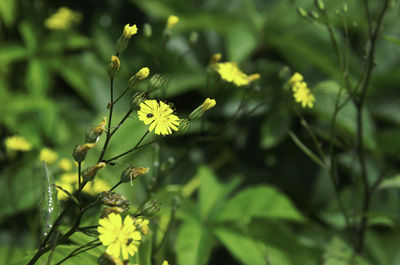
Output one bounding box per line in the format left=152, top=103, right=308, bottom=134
left=215, top=185, right=304, bottom=222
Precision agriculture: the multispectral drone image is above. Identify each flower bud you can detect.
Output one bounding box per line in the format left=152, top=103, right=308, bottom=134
left=140, top=200, right=161, bottom=217
left=73, top=143, right=96, bottom=163
left=134, top=217, right=150, bottom=235
left=116, top=24, right=138, bottom=54
left=82, top=162, right=106, bottom=182
left=98, top=253, right=120, bottom=265
left=189, top=98, right=216, bottom=120
left=309, top=11, right=320, bottom=20
left=296, top=7, right=308, bottom=17
left=101, top=191, right=130, bottom=209
left=178, top=119, right=191, bottom=132
left=128, top=67, right=150, bottom=89
left=147, top=74, right=166, bottom=93
left=189, top=31, right=199, bottom=44
left=166, top=15, right=179, bottom=30
left=131, top=91, right=147, bottom=109
left=201, top=98, right=216, bottom=111
left=85, top=117, right=107, bottom=143
left=107, top=55, right=120, bottom=78
left=209, top=53, right=222, bottom=68
left=342, top=3, right=348, bottom=13
left=121, top=165, right=149, bottom=184
left=100, top=206, right=125, bottom=218
left=143, top=23, right=152, bottom=38
left=315, top=0, right=325, bottom=11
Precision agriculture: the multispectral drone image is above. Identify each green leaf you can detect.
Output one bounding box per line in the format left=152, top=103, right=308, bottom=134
left=323, top=237, right=371, bottom=265
left=0, top=0, right=17, bottom=27
left=227, top=22, right=258, bottom=63
left=214, top=228, right=268, bottom=265
left=19, top=21, right=37, bottom=52
left=175, top=220, right=215, bottom=265
left=26, top=59, right=50, bottom=97
left=215, top=185, right=304, bottom=222
left=384, top=35, right=400, bottom=47
left=39, top=162, right=60, bottom=241
left=379, top=174, right=400, bottom=190
left=0, top=44, right=28, bottom=66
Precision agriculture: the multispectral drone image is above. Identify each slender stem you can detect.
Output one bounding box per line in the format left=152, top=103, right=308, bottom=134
left=109, top=109, right=133, bottom=138
left=355, top=0, right=390, bottom=254
left=113, top=87, right=130, bottom=105
left=78, top=162, right=82, bottom=190
left=109, top=180, right=122, bottom=192
left=98, top=78, right=115, bottom=163
left=55, top=240, right=101, bottom=265
left=104, top=130, right=149, bottom=163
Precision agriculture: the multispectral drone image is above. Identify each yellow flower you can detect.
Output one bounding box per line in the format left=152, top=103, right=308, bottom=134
left=44, top=7, right=81, bottom=30
left=201, top=98, right=216, bottom=111
left=210, top=53, right=222, bottom=68
left=5, top=135, right=32, bottom=152
left=123, top=24, right=138, bottom=39
left=84, top=178, right=111, bottom=195
left=288, top=72, right=304, bottom=86
left=215, top=62, right=259, bottom=86
left=134, top=218, right=150, bottom=235
left=138, top=100, right=180, bottom=135
left=39, top=148, right=58, bottom=164
left=162, top=261, right=169, bottom=265
left=136, top=67, right=150, bottom=80
left=111, top=56, right=120, bottom=70
left=94, top=117, right=107, bottom=134
left=57, top=158, right=73, bottom=171
left=293, top=85, right=315, bottom=108
left=166, top=15, right=179, bottom=29
left=98, top=213, right=142, bottom=260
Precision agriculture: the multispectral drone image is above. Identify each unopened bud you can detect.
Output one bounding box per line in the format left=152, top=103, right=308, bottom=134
left=82, top=162, right=106, bottom=182
left=189, top=98, right=216, bottom=120
left=86, top=117, right=107, bottom=143
left=121, top=165, right=149, bottom=184
left=116, top=24, right=138, bottom=54
left=128, top=67, right=150, bottom=89
left=166, top=15, right=179, bottom=30
left=101, top=191, right=130, bottom=209
left=107, top=55, right=120, bottom=78
left=140, top=200, right=161, bottom=217
left=309, top=11, right=320, bottom=20
left=143, top=23, right=152, bottom=38
left=73, top=143, right=96, bottom=162
left=297, top=7, right=308, bottom=17
left=315, top=0, right=325, bottom=11
left=178, top=119, right=191, bottom=132
left=98, top=253, right=120, bottom=265
left=131, top=91, right=147, bottom=109
left=100, top=206, right=125, bottom=218
left=209, top=53, right=222, bottom=68
left=148, top=74, right=166, bottom=92
left=189, top=31, right=199, bottom=44
left=201, top=98, right=216, bottom=111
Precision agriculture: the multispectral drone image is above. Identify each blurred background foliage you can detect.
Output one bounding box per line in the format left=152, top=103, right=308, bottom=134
left=1, top=0, right=400, bottom=264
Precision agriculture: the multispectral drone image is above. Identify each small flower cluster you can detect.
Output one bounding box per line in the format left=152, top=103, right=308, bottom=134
left=44, top=7, right=81, bottom=30
left=4, top=135, right=32, bottom=153
left=210, top=53, right=260, bottom=86
left=288, top=72, right=315, bottom=108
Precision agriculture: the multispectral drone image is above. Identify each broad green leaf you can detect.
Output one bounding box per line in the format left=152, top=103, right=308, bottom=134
left=215, top=185, right=304, bottom=222
left=175, top=220, right=215, bottom=265
left=227, top=22, right=258, bottom=63
left=39, top=162, right=60, bottom=241
left=214, top=228, right=268, bottom=265
left=379, top=174, right=400, bottom=190
left=0, top=0, right=17, bottom=27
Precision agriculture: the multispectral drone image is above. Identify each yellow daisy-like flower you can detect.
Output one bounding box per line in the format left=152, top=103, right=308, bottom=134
left=44, top=7, right=81, bottom=30
left=138, top=100, right=180, bottom=135
left=39, top=148, right=58, bottom=165
left=293, top=85, right=315, bottom=108
left=215, top=62, right=259, bottom=87
left=98, top=213, right=142, bottom=260
left=166, top=15, right=179, bottom=29
left=288, top=72, right=304, bottom=86
left=57, top=158, right=73, bottom=171
left=5, top=135, right=32, bottom=152
left=162, top=261, right=169, bottom=265
left=123, top=24, right=138, bottom=39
